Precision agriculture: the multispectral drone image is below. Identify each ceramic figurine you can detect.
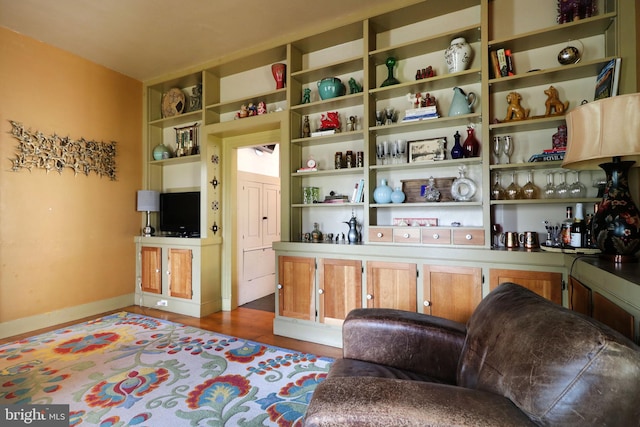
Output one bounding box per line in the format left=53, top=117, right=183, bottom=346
left=319, top=111, right=340, bottom=131
left=257, top=101, right=267, bottom=115
left=348, top=78, right=362, bottom=94
left=247, top=103, right=257, bottom=116
left=302, top=115, right=311, bottom=138
left=503, top=91, right=530, bottom=121
left=544, top=86, right=569, bottom=116
left=238, top=104, right=248, bottom=118
left=302, top=88, right=311, bottom=104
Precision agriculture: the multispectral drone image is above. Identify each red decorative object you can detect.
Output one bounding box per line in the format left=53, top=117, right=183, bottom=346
left=319, top=112, right=340, bottom=131
left=271, top=63, right=286, bottom=89
left=462, top=126, right=480, bottom=158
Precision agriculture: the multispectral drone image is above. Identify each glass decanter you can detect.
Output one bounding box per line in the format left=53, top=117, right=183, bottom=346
left=451, top=166, right=477, bottom=201
left=522, top=170, right=540, bottom=199
left=422, top=176, right=440, bottom=202
left=491, top=171, right=505, bottom=200
left=505, top=171, right=522, bottom=200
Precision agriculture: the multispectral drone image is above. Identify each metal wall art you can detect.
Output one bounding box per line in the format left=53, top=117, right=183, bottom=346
left=8, top=121, right=117, bottom=180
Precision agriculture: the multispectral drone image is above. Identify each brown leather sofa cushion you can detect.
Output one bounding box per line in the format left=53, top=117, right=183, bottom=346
left=304, top=376, right=536, bottom=427
left=458, top=283, right=640, bottom=426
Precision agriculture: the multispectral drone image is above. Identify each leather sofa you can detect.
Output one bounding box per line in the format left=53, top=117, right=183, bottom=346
left=304, top=283, right=640, bottom=426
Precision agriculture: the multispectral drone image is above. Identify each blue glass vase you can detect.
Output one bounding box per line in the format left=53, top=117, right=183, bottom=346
left=391, top=187, right=405, bottom=203
left=373, top=179, right=392, bottom=204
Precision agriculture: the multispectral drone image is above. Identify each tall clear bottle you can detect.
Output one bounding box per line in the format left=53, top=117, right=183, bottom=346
left=561, top=206, right=573, bottom=246
left=570, top=203, right=586, bottom=248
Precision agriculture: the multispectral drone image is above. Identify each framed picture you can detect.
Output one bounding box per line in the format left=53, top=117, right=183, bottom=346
left=408, top=137, right=446, bottom=163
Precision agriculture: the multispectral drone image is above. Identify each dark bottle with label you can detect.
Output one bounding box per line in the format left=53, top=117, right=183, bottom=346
left=570, top=203, right=585, bottom=248
left=561, top=206, right=573, bottom=246
left=584, top=213, right=594, bottom=248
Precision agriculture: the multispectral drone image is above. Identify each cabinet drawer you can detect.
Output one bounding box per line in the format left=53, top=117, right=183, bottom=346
left=369, top=227, right=393, bottom=243
left=453, top=228, right=485, bottom=246
left=421, top=228, right=452, bottom=245
left=393, top=228, right=421, bottom=244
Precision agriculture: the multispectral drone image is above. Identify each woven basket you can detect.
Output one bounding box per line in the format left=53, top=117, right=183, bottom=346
left=401, top=177, right=455, bottom=202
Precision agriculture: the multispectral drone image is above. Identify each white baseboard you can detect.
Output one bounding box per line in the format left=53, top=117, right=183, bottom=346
left=0, top=293, right=135, bottom=340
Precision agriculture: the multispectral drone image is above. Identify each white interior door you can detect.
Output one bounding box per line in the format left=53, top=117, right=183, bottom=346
left=237, top=171, right=280, bottom=305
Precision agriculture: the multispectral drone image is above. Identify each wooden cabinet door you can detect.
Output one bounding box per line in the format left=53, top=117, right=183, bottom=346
left=366, top=261, right=416, bottom=311
left=568, top=276, right=591, bottom=316
left=490, top=269, right=562, bottom=305
left=140, top=246, right=162, bottom=294
left=592, top=292, right=635, bottom=341
left=168, top=248, right=192, bottom=299
left=423, top=265, right=482, bottom=324
left=318, top=258, right=362, bottom=325
left=278, top=256, right=315, bottom=321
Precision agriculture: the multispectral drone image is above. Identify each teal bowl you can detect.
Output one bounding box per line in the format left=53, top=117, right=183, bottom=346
left=317, top=77, right=346, bottom=100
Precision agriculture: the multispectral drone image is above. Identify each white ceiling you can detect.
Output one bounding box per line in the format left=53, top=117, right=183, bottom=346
left=0, top=0, right=401, bottom=82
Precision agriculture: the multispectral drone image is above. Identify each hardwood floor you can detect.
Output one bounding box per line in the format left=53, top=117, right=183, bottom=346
left=0, top=305, right=343, bottom=359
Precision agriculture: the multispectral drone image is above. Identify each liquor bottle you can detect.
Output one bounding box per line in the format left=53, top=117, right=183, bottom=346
left=570, top=203, right=586, bottom=248
left=561, top=206, right=573, bottom=246
left=584, top=213, right=594, bottom=248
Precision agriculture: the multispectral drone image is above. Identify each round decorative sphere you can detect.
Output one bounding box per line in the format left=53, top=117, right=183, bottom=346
left=444, top=37, right=473, bottom=73
left=153, top=144, right=171, bottom=160
left=391, top=187, right=405, bottom=203
left=373, top=179, right=392, bottom=204
left=557, top=46, right=581, bottom=65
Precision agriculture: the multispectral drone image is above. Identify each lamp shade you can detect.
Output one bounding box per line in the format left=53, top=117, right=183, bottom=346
left=136, top=190, right=160, bottom=212
left=563, top=93, right=640, bottom=170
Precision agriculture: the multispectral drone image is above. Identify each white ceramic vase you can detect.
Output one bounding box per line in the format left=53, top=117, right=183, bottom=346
left=444, top=37, right=472, bottom=73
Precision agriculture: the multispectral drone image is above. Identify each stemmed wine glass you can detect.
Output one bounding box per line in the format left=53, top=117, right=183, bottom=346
left=569, top=171, right=587, bottom=198
left=492, top=136, right=503, bottom=164
left=390, top=140, right=399, bottom=164
left=505, top=171, right=522, bottom=200
left=522, top=170, right=540, bottom=199
left=555, top=171, right=569, bottom=198
left=502, top=135, right=514, bottom=164
left=383, top=140, right=390, bottom=164
left=491, top=171, right=505, bottom=200
left=397, top=139, right=407, bottom=163
left=376, top=141, right=385, bottom=165
left=543, top=172, right=556, bottom=199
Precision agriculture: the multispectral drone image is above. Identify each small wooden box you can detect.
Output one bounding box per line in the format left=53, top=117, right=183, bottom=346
left=401, top=177, right=455, bottom=202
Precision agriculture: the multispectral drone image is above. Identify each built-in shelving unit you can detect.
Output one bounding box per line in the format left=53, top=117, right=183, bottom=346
left=138, top=0, right=638, bottom=340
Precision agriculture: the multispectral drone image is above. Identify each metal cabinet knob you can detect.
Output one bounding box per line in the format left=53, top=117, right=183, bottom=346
left=377, top=232, right=383, bottom=238
left=277, top=284, right=283, bottom=290
left=366, top=294, right=373, bottom=300
left=433, top=233, right=440, bottom=239
left=466, top=234, right=472, bottom=240
left=318, top=289, right=324, bottom=294
left=403, top=233, right=410, bottom=238
left=423, top=300, right=431, bottom=307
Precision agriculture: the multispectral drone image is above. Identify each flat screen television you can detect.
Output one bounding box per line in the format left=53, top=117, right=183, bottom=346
left=159, top=191, right=201, bottom=237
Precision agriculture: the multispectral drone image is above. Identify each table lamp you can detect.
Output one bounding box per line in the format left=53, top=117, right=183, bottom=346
left=563, top=93, right=640, bottom=262
left=137, top=190, right=160, bottom=236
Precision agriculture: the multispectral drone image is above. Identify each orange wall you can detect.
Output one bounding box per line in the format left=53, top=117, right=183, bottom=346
left=0, top=27, right=142, bottom=322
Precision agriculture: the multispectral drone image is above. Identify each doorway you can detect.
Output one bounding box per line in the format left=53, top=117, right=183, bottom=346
left=235, top=145, right=280, bottom=307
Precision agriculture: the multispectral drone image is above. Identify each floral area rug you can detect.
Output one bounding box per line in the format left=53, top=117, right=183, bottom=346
left=0, top=312, right=333, bottom=426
